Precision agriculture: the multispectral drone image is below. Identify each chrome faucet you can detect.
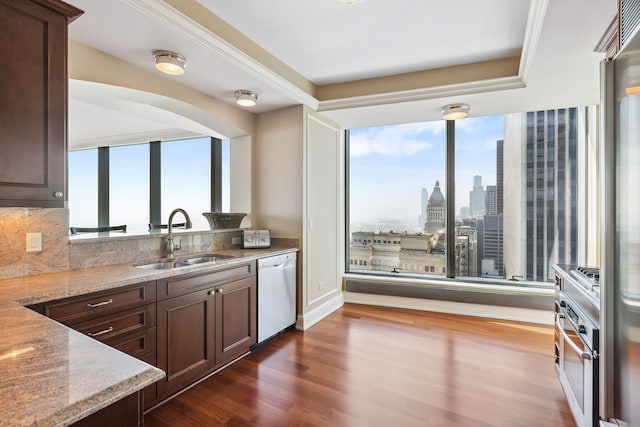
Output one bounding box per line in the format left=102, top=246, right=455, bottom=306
left=165, top=208, right=192, bottom=259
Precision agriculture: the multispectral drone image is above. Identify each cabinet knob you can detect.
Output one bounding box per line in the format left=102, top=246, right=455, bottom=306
left=53, top=191, right=64, bottom=198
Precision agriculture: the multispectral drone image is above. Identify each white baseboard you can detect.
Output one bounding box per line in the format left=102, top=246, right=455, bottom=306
left=295, top=292, right=344, bottom=331
left=343, top=291, right=553, bottom=325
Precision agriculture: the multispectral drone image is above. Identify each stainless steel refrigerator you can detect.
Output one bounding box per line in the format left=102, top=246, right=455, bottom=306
left=602, top=28, right=640, bottom=426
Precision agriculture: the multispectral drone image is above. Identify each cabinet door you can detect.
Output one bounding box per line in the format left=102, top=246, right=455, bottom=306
left=156, top=288, right=216, bottom=399
left=215, top=276, right=257, bottom=366
left=0, top=0, right=81, bottom=207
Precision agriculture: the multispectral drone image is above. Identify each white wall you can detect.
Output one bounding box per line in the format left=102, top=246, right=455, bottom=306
left=254, top=106, right=303, bottom=238
left=254, top=106, right=343, bottom=328
left=302, top=111, right=343, bottom=325
left=230, top=135, right=252, bottom=227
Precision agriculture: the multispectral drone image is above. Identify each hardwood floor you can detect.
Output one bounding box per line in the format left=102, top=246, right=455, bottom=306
left=144, top=303, right=575, bottom=427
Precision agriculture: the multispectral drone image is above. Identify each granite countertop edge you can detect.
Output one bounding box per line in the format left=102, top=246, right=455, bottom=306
left=42, top=367, right=165, bottom=427
left=5, top=245, right=299, bottom=306
left=0, top=244, right=298, bottom=427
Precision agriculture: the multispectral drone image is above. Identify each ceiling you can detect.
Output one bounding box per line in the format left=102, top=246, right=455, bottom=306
left=65, top=0, right=616, bottom=147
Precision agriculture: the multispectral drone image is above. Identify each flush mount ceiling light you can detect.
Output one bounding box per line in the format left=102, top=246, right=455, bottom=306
left=337, top=0, right=365, bottom=3
left=235, top=90, right=258, bottom=107
left=442, top=103, right=470, bottom=120
left=153, top=50, right=186, bottom=76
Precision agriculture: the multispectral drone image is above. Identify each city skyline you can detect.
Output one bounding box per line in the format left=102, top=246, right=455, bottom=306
left=349, top=115, right=503, bottom=229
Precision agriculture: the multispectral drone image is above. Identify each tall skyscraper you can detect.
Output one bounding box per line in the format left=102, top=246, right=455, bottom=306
left=503, top=109, right=578, bottom=282
left=485, top=185, right=497, bottom=215
left=469, top=175, right=485, bottom=217
left=496, top=139, right=504, bottom=214
left=477, top=214, right=504, bottom=277
left=424, top=180, right=445, bottom=234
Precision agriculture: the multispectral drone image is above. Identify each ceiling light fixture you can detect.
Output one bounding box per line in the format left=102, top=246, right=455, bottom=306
left=235, top=90, right=258, bottom=107
left=338, top=0, right=365, bottom=3
left=442, top=103, right=470, bottom=120
left=153, top=50, right=187, bottom=75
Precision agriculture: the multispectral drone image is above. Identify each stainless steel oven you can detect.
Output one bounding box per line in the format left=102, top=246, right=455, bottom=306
left=554, top=267, right=600, bottom=427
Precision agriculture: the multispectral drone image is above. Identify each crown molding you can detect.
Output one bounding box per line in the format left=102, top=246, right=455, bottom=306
left=121, top=0, right=545, bottom=114
left=518, top=0, right=549, bottom=82
left=317, top=0, right=547, bottom=112
left=121, top=0, right=319, bottom=109
left=317, top=76, right=525, bottom=111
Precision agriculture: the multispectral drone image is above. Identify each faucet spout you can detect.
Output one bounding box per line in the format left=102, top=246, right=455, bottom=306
left=165, top=208, right=192, bottom=259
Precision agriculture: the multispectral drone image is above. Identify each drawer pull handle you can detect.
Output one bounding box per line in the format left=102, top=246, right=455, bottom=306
left=86, top=299, right=113, bottom=308
left=88, top=327, right=114, bottom=337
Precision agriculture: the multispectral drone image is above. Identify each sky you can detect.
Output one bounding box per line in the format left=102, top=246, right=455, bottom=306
left=68, top=138, right=231, bottom=233
left=349, top=115, right=504, bottom=228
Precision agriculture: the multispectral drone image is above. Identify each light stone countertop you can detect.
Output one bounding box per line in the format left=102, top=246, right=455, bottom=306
left=0, top=244, right=298, bottom=427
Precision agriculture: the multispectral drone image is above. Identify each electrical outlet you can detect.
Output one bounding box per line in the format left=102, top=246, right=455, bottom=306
left=26, top=233, right=42, bottom=252
left=318, top=281, right=325, bottom=291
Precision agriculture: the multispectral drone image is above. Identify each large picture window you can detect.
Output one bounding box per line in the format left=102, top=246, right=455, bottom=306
left=347, top=107, right=585, bottom=284
left=68, top=137, right=230, bottom=234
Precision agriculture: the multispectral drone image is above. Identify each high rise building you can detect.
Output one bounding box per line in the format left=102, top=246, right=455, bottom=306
left=469, top=175, right=485, bottom=217
left=424, top=180, right=446, bottom=234
left=503, top=109, right=578, bottom=282
left=485, top=185, right=497, bottom=215
left=477, top=214, right=504, bottom=277
left=496, top=139, right=504, bottom=214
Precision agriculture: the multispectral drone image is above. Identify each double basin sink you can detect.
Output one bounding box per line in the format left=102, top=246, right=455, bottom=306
left=134, top=253, right=233, bottom=270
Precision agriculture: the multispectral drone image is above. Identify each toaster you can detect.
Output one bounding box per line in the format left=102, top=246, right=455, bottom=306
left=243, top=229, right=271, bottom=249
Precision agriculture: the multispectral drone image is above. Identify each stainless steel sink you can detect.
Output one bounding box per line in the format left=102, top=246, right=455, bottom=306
left=134, top=253, right=233, bottom=269
left=183, top=254, right=233, bottom=264
left=134, top=260, right=190, bottom=270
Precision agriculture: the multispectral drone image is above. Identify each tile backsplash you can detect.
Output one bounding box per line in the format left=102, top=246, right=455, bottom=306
left=69, top=229, right=241, bottom=269
left=0, top=207, right=243, bottom=280
left=0, top=208, right=70, bottom=279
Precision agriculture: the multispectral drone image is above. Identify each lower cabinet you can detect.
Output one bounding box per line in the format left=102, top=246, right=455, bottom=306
left=156, top=273, right=257, bottom=400
left=29, top=260, right=259, bottom=413
left=72, top=392, right=141, bottom=427
left=215, top=276, right=257, bottom=366
left=156, top=288, right=216, bottom=399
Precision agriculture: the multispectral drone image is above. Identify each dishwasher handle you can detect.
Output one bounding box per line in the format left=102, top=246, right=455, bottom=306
left=258, top=253, right=296, bottom=269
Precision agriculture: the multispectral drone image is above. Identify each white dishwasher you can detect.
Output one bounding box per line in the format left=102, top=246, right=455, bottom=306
left=257, top=252, right=297, bottom=344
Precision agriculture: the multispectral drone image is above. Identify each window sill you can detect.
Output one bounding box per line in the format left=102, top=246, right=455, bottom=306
left=342, top=271, right=554, bottom=312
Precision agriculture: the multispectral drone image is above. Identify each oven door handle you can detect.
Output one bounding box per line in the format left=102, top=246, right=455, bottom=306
left=556, top=313, right=593, bottom=361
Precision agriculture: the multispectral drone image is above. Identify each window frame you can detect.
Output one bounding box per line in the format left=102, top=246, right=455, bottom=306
left=69, top=136, right=224, bottom=233
left=344, top=107, right=596, bottom=287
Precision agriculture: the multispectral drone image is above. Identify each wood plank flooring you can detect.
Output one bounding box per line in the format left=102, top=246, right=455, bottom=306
left=144, top=303, right=575, bottom=427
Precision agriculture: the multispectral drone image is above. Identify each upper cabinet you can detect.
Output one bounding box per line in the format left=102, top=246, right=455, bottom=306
left=0, top=0, right=82, bottom=207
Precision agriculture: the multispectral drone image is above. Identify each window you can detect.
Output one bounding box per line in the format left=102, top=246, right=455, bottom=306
left=68, top=137, right=229, bottom=233
left=161, top=138, right=211, bottom=230
left=110, top=144, right=149, bottom=233
left=347, top=107, right=592, bottom=284
left=348, top=120, right=446, bottom=276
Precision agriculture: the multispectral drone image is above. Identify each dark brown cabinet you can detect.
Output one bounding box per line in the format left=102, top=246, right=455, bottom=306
left=0, top=0, right=82, bottom=207
left=156, top=262, right=257, bottom=400
left=215, top=276, right=257, bottom=366
left=28, top=260, right=259, bottom=414
left=156, top=288, right=216, bottom=400
left=29, top=280, right=158, bottom=413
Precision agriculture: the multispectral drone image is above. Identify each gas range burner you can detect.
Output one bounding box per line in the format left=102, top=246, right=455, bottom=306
left=570, top=266, right=601, bottom=299
left=574, top=266, right=600, bottom=282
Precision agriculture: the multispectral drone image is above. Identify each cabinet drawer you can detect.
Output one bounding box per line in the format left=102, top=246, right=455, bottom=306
left=157, top=262, right=255, bottom=300
left=44, top=281, right=156, bottom=325
left=73, top=304, right=156, bottom=343
left=106, top=328, right=157, bottom=358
